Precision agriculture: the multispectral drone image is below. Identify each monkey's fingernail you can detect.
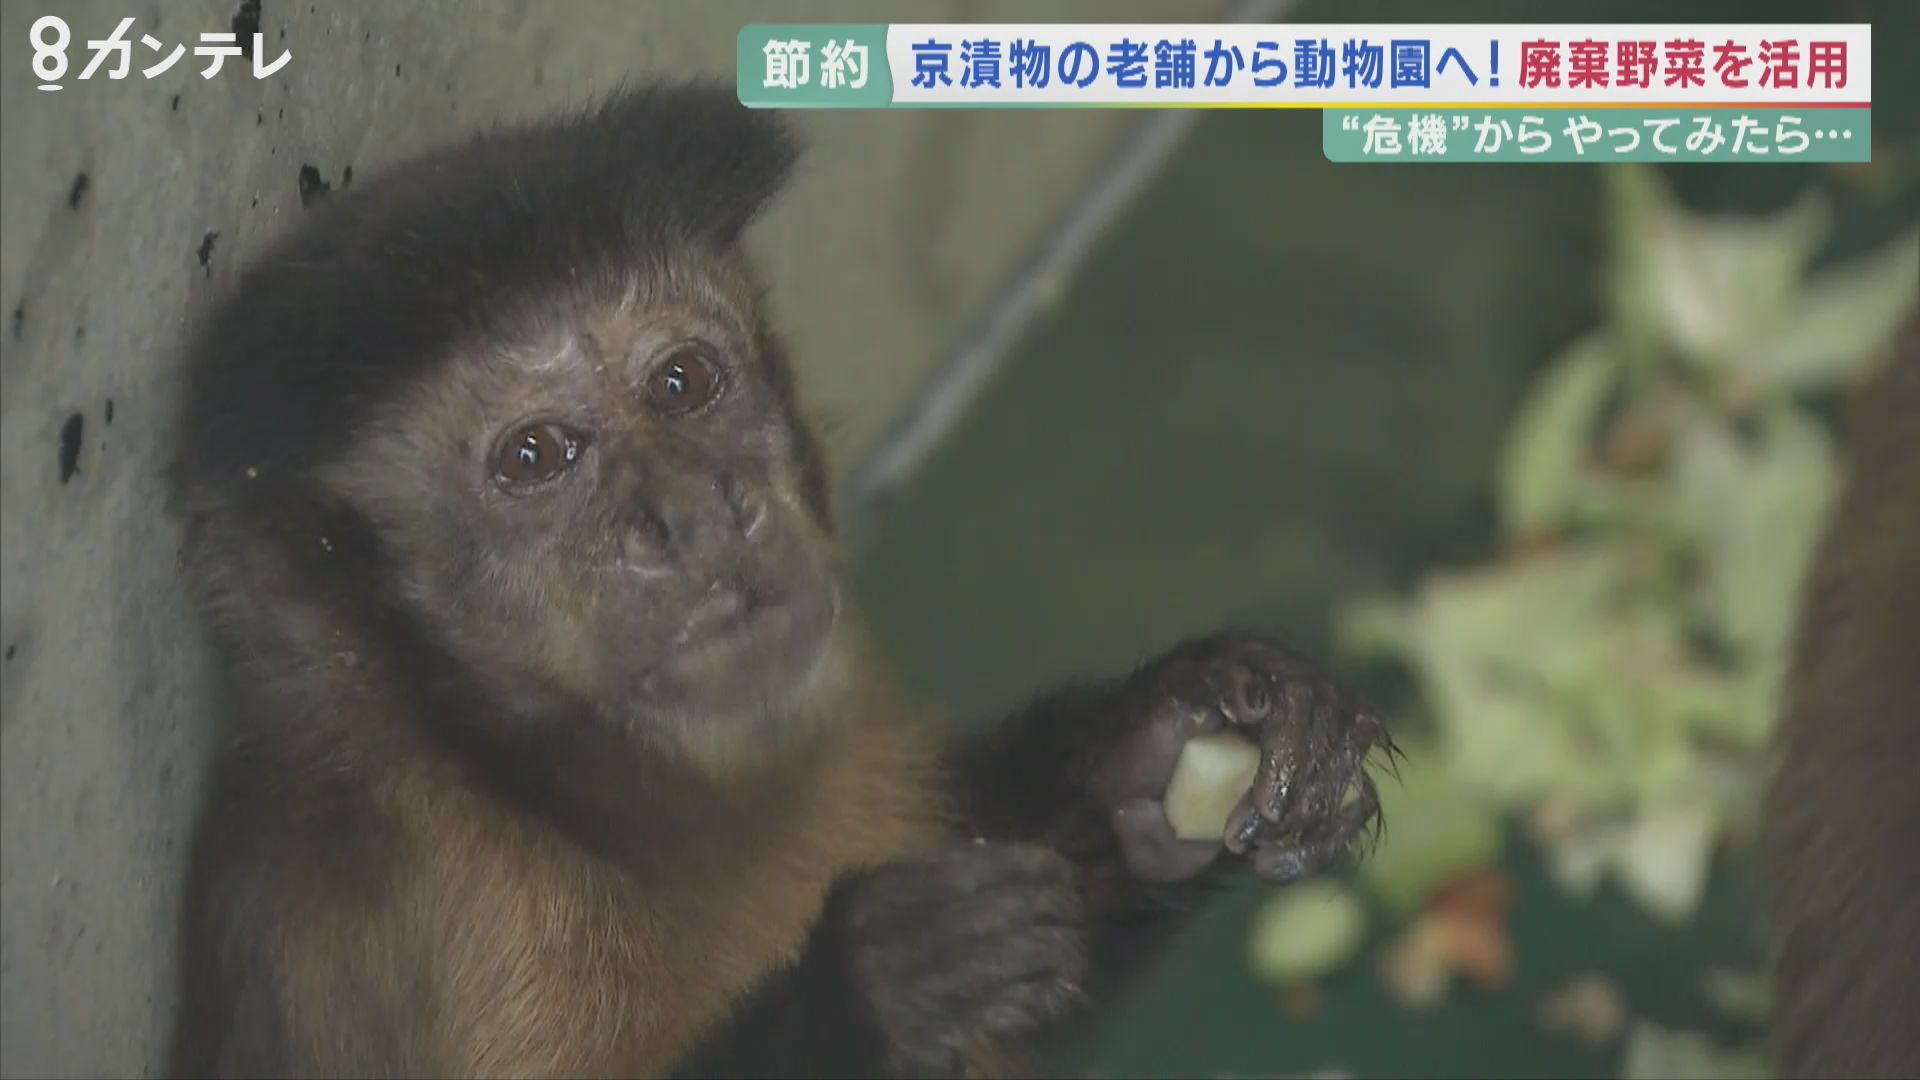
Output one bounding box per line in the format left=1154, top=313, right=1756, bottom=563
left=1254, top=847, right=1308, bottom=883
left=1226, top=804, right=1260, bottom=853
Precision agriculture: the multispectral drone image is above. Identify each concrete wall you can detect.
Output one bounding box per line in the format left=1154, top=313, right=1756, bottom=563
left=0, top=1, right=1227, bottom=1074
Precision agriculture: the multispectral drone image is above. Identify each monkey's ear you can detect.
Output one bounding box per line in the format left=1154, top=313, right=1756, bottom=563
left=590, top=81, right=802, bottom=247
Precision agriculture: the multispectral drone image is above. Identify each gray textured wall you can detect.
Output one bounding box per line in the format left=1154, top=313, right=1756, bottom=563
left=0, top=1, right=1225, bottom=1074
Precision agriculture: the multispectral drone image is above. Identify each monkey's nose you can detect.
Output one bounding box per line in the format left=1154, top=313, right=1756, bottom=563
left=656, top=500, right=701, bottom=548
left=627, top=473, right=766, bottom=560
left=621, top=496, right=706, bottom=562
left=721, top=473, right=769, bottom=538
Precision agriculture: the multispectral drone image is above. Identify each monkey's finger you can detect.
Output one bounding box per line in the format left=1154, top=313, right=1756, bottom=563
left=1250, top=782, right=1383, bottom=884
left=1253, top=699, right=1316, bottom=825
left=1250, top=843, right=1314, bottom=884
left=967, top=966, right=1086, bottom=1040
left=1272, top=761, right=1342, bottom=841
left=1145, top=657, right=1236, bottom=736
left=852, top=872, right=1080, bottom=948
left=965, top=878, right=1084, bottom=936
left=1224, top=786, right=1266, bottom=856
left=915, top=924, right=1085, bottom=1015
left=1193, top=658, right=1276, bottom=730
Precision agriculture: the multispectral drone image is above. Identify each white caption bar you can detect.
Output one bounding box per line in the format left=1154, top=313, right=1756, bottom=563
left=883, top=24, right=1872, bottom=106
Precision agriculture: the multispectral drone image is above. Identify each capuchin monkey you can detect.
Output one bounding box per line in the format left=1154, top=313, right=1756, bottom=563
left=164, top=81, right=1394, bottom=1080
left=1765, top=313, right=1920, bottom=1079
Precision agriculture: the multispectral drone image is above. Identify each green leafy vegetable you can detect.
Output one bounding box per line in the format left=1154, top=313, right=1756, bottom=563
left=1324, top=165, right=1911, bottom=931
left=1357, top=740, right=1504, bottom=916
left=1245, top=880, right=1369, bottom=987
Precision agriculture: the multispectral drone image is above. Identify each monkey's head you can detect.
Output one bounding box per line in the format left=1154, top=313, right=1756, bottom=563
left=173, top=83, right=850, bottom=750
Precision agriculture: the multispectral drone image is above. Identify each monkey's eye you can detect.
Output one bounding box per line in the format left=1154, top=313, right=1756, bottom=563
left=493, top=423, right=584, bottom=489
left=646, top=343, right=725, bottom=417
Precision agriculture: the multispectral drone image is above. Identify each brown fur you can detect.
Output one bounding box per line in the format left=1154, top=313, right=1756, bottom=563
left=163, top=84, right=975, bottom=1076
left=1766, top=313, right=1920, bottom=1078
left=166, top=84, right=1394, bottom=1080
left=171, top=492, right=961, bottom=1075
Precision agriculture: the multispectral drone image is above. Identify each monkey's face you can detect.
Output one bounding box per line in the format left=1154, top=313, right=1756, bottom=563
left=329, top=267, right=842, bottom=739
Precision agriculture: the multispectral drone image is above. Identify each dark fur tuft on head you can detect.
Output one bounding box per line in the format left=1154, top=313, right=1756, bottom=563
left=170, top=80, right=799, bottom=515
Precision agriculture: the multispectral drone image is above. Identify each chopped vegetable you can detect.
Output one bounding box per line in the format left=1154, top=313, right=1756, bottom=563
left=1245, top=880, right=1368, bottom=987
left=1702, top=967, right=1772, bottom=1023
left=1619, top=1022, right=1772, bottom=1080
left=1328, top=167, right=1914, bottom=929
left=1358, top=740, right=1505, bottom=916
left=1537, top=973, right=1629, bottom=1048
left=1376, top=868, right=1517, bottom=1008
left=1164, top=731, right=1262, bottom=841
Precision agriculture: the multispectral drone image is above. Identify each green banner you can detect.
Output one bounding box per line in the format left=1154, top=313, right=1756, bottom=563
left=1323, top=108, right=1870, bottom=163
left=737, top=24, right=891, bottom=109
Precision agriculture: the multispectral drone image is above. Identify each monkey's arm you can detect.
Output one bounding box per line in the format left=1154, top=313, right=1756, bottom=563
left=671, top=845, right=1086, bottom=1080
left=952, top=632, right=1394, bottom=992
left=950, top=682, right=1223, bottom=999
left=667, top=881, right=896, bottom=1080
left=672, top=634, right=1396, bottom=1079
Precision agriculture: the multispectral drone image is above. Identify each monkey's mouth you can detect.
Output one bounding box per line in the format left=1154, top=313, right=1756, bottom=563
left=640, top=551, right=841, bottom=711
left=673, top=577, right=767, bottom=646
left=672, top=569, right=834, bottom=654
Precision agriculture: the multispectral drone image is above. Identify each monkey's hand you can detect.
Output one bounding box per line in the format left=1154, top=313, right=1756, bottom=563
left=833, top=843, right=1086, bottom=1078
left=1084, top=631, right=1397, bottom=886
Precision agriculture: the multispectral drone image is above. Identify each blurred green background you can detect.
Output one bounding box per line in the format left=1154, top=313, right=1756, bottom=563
left=841, top=1, right=1919, bottom=1076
